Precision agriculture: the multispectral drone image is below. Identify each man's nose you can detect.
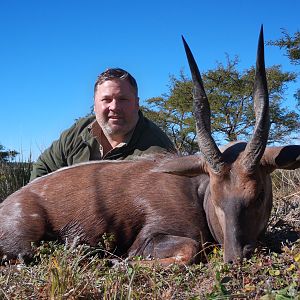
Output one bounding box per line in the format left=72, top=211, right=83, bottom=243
left=109, top=99, right=119, bottom=111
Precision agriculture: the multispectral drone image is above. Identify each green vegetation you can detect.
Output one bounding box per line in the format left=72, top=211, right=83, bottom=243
left=267, top=29, right=300, bottom=116
left=141, top=29, right=300, bottom=154
left=0, top=144, right=18, bottom=163
left=0, top=161, right=299, bottom=298
left=1, top=237, right=299, bottom=299
left=0, top=160, right=32, bottom=202
left=267, top=29, right=300, bottom=66
left=142, top=61, right=299, bottom=154
left=0, top=143, right=31, bottom=201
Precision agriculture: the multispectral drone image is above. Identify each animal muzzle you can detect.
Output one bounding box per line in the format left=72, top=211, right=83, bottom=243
left=223, top=241, right=256, bottom=263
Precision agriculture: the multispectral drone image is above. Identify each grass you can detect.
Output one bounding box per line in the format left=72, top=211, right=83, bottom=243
left=0, top=162, right=299, bottom=299
left=0, top=160, right=32, bottom=202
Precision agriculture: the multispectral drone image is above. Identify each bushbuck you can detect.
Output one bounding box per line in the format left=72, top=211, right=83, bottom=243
left=0, top=27, right=299, bottom=264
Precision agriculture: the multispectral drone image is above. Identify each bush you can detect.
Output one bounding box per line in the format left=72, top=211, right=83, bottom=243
left=0, top=160, right=32, bottom=202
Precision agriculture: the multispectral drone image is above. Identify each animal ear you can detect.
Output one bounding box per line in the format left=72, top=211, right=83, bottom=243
left=151, top=155, right=207, bottom=177
left=261, top=145, right=300, bottom=173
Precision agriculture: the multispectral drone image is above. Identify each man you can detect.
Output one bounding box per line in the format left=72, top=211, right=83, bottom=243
left=30, top=68, right=176, bottom=180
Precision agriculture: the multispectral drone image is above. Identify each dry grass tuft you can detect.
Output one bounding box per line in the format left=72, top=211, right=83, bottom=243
left=0, top=161, right=32, bottom=201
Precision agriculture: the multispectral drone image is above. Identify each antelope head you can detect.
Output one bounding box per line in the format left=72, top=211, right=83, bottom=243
left=182, top=26, right=299, bottom=262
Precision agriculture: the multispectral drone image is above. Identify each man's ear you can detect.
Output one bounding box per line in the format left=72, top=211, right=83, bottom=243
left=136, top=97, right=140, bottom=108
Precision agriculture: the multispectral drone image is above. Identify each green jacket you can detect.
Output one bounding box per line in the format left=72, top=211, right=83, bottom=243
left=30, top=112, right=175, bottom=180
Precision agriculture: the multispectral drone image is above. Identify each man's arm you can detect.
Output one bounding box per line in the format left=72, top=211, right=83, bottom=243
left=30, top=116, right=96, bottom=181
left=30, top=137, right=68, bottom=181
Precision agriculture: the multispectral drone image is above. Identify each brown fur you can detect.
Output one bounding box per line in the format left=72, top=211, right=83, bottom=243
left=0, top=158, right=211, bottom=263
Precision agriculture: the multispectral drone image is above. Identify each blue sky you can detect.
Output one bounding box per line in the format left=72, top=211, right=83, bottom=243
left=0, top=0, right=299, bottom=160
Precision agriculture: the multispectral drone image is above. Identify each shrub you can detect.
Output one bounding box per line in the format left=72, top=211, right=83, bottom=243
left=0, top=160, right=32, bottom=202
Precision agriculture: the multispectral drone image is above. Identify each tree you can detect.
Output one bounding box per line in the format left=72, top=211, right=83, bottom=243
left=142, top=57, right=299, bottom=154
left=267, top=29, right=300, bottom=111
left=267, top=29, right=300, bottom=65
left=142, top=71, right=197, bottom=154
left=0, top=144, right=18, bottom=162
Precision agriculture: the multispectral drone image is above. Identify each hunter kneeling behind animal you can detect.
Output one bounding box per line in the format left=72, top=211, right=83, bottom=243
left=30, top=67, right=176, bottom=180
left=1, top=28, right=300, bottom=266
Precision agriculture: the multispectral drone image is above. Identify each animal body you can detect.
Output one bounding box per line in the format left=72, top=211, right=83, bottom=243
left=0, top=27, right=299, bottom=264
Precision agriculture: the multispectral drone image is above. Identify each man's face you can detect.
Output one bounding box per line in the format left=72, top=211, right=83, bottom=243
left=94, top=79, right=139, bottom=140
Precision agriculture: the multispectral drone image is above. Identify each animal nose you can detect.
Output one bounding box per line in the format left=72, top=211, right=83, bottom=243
left=224, top=248, right=243, bottom=263
left=224, top=243, right=255, bottom=263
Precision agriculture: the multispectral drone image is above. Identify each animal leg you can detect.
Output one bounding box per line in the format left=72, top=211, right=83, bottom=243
left=129, top=234, right=199, bottom=266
